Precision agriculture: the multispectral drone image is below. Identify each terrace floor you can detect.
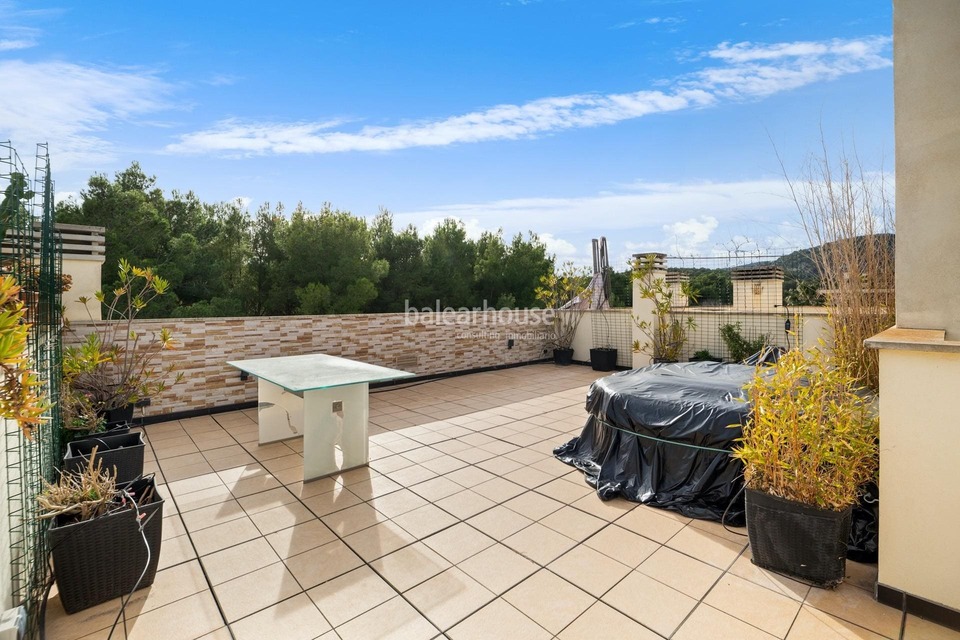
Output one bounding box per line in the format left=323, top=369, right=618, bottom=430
left=46, top=364, right=957, bottom=640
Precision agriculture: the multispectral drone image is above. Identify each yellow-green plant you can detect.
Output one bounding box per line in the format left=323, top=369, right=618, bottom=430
left=631, top=255, right=697, bottom=362
left=732, top=347, right=878, bottom=511
left=535, top=262, right=592, bottom=350
left=63, top=259, right=183, bottom=414
left=0, top=275, right=48, bottom=438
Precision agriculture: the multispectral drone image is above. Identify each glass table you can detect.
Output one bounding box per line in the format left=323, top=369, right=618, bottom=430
left=228, top=353, right=414, bottom=481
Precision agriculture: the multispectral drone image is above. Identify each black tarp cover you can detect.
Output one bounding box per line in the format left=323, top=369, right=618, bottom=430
left=554, top=361, right=759, bottom=523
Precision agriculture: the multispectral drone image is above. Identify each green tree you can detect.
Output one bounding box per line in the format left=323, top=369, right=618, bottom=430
left=370, top=209, right=426, bottom=311
left=422, top=218, right=476, bottom=308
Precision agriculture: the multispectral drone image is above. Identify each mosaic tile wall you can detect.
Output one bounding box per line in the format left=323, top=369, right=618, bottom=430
left=67, top=312, right=554, bottom=417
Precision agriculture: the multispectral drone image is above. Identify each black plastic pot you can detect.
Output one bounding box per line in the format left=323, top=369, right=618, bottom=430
left=745, top=488, right=852, bottom=587
left=49, top=476, right=164, bottom=614
left=553, top=347, right=574, bottom=366
left=590, top=348, right=618, bottom=371
left=64, top=432, right=145, bottom=484
left=105, top=403, right=135, bottom=426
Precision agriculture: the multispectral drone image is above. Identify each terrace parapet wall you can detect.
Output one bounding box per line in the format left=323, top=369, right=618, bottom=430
left=66, top=311, right=552, bottom=418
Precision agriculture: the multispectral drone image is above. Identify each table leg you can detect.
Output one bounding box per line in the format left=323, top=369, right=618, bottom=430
left=257, top=379, right=304, bottom=443
left=302, top=382, right=370, bottom=481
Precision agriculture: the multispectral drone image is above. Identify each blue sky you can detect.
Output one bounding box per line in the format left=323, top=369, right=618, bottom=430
left=0, top=1, right=893, bottom=266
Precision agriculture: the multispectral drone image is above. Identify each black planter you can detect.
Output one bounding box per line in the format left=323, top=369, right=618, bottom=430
left=64, top=432, right=145, bottom=484
left=553, top=347, right=574, bottom=366
left=49, top=476, right=164, bottom=614
left=745, top=488, right=852, bottom=587
left=105, top=403, right=135, bottom=426
left=589, top=348, right=618, bottom=371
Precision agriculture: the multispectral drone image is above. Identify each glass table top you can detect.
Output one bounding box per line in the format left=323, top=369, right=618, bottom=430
left=227, top=353, right=414, bottom=392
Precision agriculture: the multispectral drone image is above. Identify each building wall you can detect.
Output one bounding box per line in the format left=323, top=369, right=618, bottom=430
left=67, top=311, right=553, bottom=418
left=894, top=0, right=960, bottom=339
left=61, top=256, right=104, bottom=322
left=0, top=419, right=13, bottom=611
left=875, top=346, right=960, bottom=610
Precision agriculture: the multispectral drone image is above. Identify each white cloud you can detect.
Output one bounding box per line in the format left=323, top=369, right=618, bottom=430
left=166, top=35, right=892, bottom=157
left=0, top=60, right=172, bottom=168
left=663, top=215, right=719, bottom=254
left=540, top=233, right=578, bottom=258
left=0, top=38, right=36, bottom=50
left=233, top=196, right=252, bottom=210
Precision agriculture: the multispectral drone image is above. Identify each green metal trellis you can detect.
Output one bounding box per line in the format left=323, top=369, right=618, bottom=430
left=1, top=141, right=63, bottom=638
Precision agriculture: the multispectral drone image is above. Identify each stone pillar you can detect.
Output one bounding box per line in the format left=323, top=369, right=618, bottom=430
left=665, top=272, right=690, bottom=308
left=865, top=0, right=960, bottom=625
left=631, top=253, right=664, bottom=368
left=730, top=266, right=783, bottom=311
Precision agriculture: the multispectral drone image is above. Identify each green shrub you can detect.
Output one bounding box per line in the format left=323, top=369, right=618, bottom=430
left=720, top=322, right=768, bottom=362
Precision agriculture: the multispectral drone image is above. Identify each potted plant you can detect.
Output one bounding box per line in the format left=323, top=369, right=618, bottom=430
left=63, top=429, right=147, bottom=484
left=63, top=259, right=183, bottom=426
left=732, top=347, right=879, bottom=587
left=39, top=452, right=164, bottom=613
left=535, top=262, right=591, bottom=365
left=589, top=308, right=618, bottom=371
left=631, top=254, right=697, bottom=363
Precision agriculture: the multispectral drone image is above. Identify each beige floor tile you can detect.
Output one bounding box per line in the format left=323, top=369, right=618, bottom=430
left=458, top=543, right=538, bottom=595
left=503, top=569, right=595, bottom=635
left=447, top=598, right=550, bottom=640
left=366, top=488, right=430, bottom=518
left=535, top=478, right=594, bottom=504
left=844, top=560, right=880, bottom=593
left=667, top=524, right=746, bottom=569
left=287, top=476, right=341, bottom=499
left=180, top=499, right=247, bottom=531
left=213, top=562, right=302, bottom=622
left=336, top=596, right=439, bottom=640
left=227, top=473, right=284, bottom=499
left=786, top=606, right=887, bottom=639
left=409, top=476, right=466, bottom=502
left=687, top=516, right=749, bottom=542
left=539, top=506, right=606, bottom=541
left=123, top=590, right=224, bottom=640
left=203, top=538, right=280, bottom=585
left=392, top=503, right=459, bottom=539
left=705, top=573, right=802, bottom=637
left=583, top=524, right=659, bottom=568
left=230, top=593, right=332, bottom=640
left=466, top=504, right=534, bottom=541
left=250, top=501, right=316, bottom=535
left=503, top=521, right=579, bottom=566
left=196, top=627, right=234, bottom=640
left=369, top=453, right=416, bottom=474
left=236, top=486, right=297, bottom=514
left=615, top=505, right=687, bottom=543
left=557, top=601, right=662, bottom=640
left=475, top=455, right=525, bottom=476
left=637, top=546, right=723, bottom=599
left=156, top=533, right=197, bottom=570
left=343, top=520, right=418, bottom=561
left=603, top=570, right=697, bottom=638
left=502, top=491, right=565, bottom=521
left=406, top=567, right=497, bottom=631
left=385, top=463, right=439, bottom=486
left=420, top=454, right=469, bottom=474
left=265, top=519, right=337, bottom=559
left=548, top=545, right=632, bottom=598
left=471, top=477, right=526, bottom=503
left=568, top=494, right=637, bottom=522
left=434, top=489, right=497, bottom=520
left=173, top=484, right=234, bottom=513
left=422, top=522, right=496, bottom=564
left=805, top=582, right=903, bottom=638
left=503, top=466, right=556, bottom=490
left=191, top=517, right=262, bottom=556
left=903, top=615, right=960, bottom=639
left=371, top=541, right=452, bottom=592
left=307, top=566, right=399, bottom=628
left=729, top=549, right=811, bottom=602
left=302, top=486, right=363, bottom=518
left=321, top=502, right=388, bottom=536
left=166, top=472, right=224, bottom=497
left=348, top=475, right=404, bottom=500
left=674, top=604, right=778, bottom=640
left=284, top=538, right=364, bottom=590
left=445, top=465, right=498, bottom=489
